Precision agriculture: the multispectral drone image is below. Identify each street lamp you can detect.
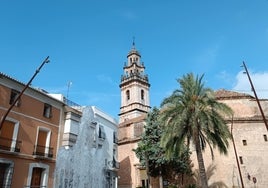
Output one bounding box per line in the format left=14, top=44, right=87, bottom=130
left=241, top=61, right=268, bottom=132
left=0, top=56, right=50, bottom=131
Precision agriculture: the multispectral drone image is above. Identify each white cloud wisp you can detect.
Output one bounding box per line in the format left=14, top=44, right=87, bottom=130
left=233, top=71, right=268, bottom=99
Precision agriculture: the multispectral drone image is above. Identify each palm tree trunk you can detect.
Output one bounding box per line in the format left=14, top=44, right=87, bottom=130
left=195, top=138, right=209, bottom=188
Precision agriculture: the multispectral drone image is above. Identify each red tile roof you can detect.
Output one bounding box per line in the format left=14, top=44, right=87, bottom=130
left=214, top=89, right=254, bottom=100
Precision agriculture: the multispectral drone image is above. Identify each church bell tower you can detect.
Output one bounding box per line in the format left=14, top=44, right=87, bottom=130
left=118, top=42, right=151, bottom=188
left=119, top=42, right=150, bottom=123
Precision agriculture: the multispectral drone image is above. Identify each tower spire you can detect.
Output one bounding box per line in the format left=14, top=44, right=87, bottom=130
left=132, top=36, right=136, bottom=49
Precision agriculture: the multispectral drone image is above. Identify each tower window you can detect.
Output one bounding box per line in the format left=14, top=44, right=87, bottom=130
left=141, top=89, right=144, bottom=100
left=242, top=140, right=247, bottom=146
left=239, top=156, right=243, bottom=164
left=126, top=90, right=130, bottom=100
left=264, top=134, right=267, bottom=142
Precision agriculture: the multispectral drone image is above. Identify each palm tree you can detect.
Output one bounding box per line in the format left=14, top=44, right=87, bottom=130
left=160, top=73, right=233, bottom=188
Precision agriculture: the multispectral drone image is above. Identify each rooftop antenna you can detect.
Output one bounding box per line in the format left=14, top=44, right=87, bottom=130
left=67, top=81, right=72, bottom=100
left=0, top=56, right=50, bottom=131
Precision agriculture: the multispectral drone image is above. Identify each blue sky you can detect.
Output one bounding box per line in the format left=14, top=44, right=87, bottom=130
left=1, top=0, right=268, bottom=119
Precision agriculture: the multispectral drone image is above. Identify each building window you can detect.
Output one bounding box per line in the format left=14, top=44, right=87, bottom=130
left=9, top=89, right=20, bottom=106
left=113, top=148, right=116, bottom=157
left=239, top=156, right=243, bottom=164
left=43, top=103, right=52, bottom=118
left=134, top=123, right=144, bottom=137
left=33, top=127, right=53, bottom=158
left=141, top=89, right=144, bottom=100
left=142, top=179, right=149, bottom=188
left=26, top=163, right=49, bottom=188
left=264, top=134, right=268, bottom=142
left=0, top=118, right=21, bottom=152
left=99, top=125, right=105, bottom=140
left=126, top=90, right=130, bottom=100
left=31, top=167, right=44, bottom=187
left=113, top=132, right=118, bottom=144
left=0, top=159, right=14, bottom=188
left=242, top=140, right=247, bottom=146
left=0, top=163, right=9, bottom=187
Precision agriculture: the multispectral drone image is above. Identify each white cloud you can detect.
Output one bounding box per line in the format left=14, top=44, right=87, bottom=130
left=121, top=10, right=138, bottom=21
left=97, top=74, right=117, bottom=86
left=217, top=70, right=233, bottom=86
left=196, top=44, right=220, bottom=66
left=232, top=71, right=268, bottom=99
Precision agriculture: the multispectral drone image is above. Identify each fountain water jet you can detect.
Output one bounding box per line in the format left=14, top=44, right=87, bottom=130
left=54, top=107, right=110, bottom=188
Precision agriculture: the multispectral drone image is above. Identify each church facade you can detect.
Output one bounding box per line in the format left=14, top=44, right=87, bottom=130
left=202, top=89, right=268, bottom=188
left=117, top=44, right=268, bottom=188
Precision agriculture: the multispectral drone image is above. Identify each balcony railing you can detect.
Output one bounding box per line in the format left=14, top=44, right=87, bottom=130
left=0, top=137, right=21, bottom=152
left=63, top=98, right=82, bottom=109
left=33, top=145, right=53, bottom=158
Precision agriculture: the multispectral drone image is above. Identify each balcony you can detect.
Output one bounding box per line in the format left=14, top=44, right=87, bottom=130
left=0, top=137, right=21, bottom=152
left=33, top=145, right=53, bottom=158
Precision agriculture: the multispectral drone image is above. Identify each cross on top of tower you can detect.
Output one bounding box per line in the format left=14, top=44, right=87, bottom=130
left=128, top=38, right=140, bottom=58
left=132, top=37, right=136, bottom=49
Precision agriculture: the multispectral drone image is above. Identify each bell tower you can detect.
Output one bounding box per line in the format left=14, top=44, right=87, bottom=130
left=118, top=42, right=151, bottom=188
left=119, top=42, right=150, bottom=123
